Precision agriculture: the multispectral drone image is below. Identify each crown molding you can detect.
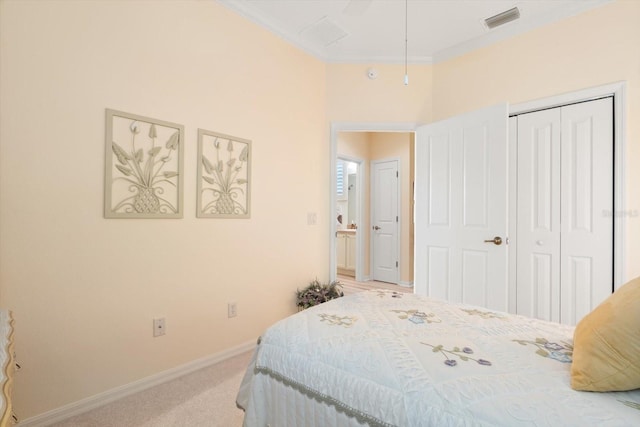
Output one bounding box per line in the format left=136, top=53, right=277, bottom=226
left=219, top=0, right=612, bottom=65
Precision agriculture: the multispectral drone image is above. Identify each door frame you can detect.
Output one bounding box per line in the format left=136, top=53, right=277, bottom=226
left=508, top=81, right=627, bottom=312
left=370, top=157, right=401, bottom=285
left=337, top=154, right=364, bottom=279
left=330, top=122, right=418, bottom=283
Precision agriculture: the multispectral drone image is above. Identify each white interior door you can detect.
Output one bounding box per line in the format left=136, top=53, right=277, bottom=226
left=415, top=104, right=509, bottom=311
left=371, top=159, right=398, bottom=284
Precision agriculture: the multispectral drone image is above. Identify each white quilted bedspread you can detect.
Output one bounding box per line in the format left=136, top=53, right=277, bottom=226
left=237, top=290, right=640, bottom=426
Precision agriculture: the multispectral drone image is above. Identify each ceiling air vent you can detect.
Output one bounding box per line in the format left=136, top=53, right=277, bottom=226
left=300, top=17, right=349, bottom=47
left=484, top=7, right=521, bottom=29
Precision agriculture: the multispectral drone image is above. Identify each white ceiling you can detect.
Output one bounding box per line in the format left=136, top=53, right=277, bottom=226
left=219, top=0, right=611, bottom=63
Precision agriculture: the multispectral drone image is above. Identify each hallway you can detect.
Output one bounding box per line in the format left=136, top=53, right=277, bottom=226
left=338, top=275, right=413, bottom=296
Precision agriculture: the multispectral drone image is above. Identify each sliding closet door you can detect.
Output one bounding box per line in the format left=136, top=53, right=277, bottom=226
left=560, top=98, right=613, bottom=325
left=516, top=108, right=562, bottom=323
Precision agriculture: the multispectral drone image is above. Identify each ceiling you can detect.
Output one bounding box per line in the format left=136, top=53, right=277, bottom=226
left=219, top=0, right=610, bottom=63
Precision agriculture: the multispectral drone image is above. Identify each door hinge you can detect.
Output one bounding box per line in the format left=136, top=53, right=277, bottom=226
left=396, top=261, right=398, bottom=268
left=396, top=216, right=398, bottom=222
left=396, top=171, right=399, bottom=178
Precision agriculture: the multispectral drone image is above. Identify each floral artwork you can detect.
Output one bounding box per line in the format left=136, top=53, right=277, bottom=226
left=421, top=343, right=492, bottom=367
left=197, top=129, right=251, bottom=218
left=104, top=109, right=183, bottom=218
left=513, top=338, right=573, bottom=363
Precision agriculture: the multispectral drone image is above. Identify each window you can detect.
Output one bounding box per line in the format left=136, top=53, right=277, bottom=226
left=336, top=161, right=344, bottom=197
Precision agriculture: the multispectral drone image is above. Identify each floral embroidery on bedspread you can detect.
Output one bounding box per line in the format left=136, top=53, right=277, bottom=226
left=374, top=290, right=404, bottom=298
left=619, top=400, right=640, bottom=410
left=461, top=308, right=507, bottom=320
left=513, top=337, right=573, bottom=363
left=317, top=313, right=358, bottom=327
left=391, top=309, right=441, bottom=324
left=421, top=343, right=492, bottom=367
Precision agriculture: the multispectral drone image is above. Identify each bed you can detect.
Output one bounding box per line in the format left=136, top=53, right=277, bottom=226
left=236, top=289, right=640, bottom=426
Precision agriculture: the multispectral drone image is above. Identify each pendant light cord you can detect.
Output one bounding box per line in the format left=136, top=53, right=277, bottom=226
left=404, top=0, right=409, bottom=85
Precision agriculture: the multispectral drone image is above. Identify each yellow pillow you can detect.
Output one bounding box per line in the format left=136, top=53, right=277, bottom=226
left=571, top=276, right=640, bottom=391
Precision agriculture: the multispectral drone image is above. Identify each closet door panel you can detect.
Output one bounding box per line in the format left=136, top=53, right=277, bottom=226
left=569, top=119, right=594, bottom=232
left=560, top=98, right=613, bottom=325
left=529, top=253, right=554, bottom=320
left=565, top=256, right=593, bottom=324
left=516, top=109, right=561, bottom=322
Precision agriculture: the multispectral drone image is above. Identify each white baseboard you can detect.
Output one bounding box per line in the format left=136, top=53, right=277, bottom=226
left=18, top=339, right=256, bottom=427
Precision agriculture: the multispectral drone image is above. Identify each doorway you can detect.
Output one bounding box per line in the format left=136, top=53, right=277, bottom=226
left=330, top=124, right=416, bottom=287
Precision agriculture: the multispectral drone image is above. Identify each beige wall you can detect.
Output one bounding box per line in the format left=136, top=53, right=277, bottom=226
left=0, top=0, right=327, bottom=419
left=326, top=63, right=434, bottom=123
left=2, top=0, right=640, bottom=421
left=433, top=1, right=640, bottom=121
left=432, top=0, right=640, bottom=280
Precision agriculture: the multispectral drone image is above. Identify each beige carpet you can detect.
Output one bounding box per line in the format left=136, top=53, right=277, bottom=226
left=50, top=350, right=253, bottom=427
left=48, top=280, right=408, bottom=426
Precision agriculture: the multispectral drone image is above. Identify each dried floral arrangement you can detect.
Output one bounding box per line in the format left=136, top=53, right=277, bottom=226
left=296, top=279, right=344, bottom=310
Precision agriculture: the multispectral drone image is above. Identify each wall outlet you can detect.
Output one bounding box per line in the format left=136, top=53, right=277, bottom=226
left=153, top=318, right=166, bottom=337
left=228, top=302, right=237, bottom=318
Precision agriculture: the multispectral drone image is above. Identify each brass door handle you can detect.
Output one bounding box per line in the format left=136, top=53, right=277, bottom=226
left=484, top=236, right=502, bottom=245
left=373, top=226, right=381, bottom=230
